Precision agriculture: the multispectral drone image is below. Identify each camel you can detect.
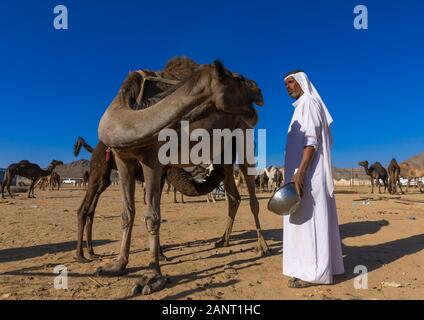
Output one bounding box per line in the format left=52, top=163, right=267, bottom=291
left=266, top=166, right=284, bottom=192
left=1, top=160, right=63, bottom=198
left=35, top=176, right=49, bottom=191
left=82, top=171, right=90, bottom=190
left=358, top=160, right=389, bottom=194
left=96, top=59, right=267, bottom=295
left=388, top=158, right=404, bottom=194
left=49, top=172, right=61, bottom=191
left=399, top=161, right=424, bottom=193
left=256, top=170, right=269, bottom=192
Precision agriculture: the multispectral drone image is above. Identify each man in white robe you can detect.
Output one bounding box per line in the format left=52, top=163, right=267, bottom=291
left=282, top=70, right=345, bottom=288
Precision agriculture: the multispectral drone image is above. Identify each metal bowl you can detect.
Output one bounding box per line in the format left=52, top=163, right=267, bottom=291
left=267, top=182, right=301, bottom=216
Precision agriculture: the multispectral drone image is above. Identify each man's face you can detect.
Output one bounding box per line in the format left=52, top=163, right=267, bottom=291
left=284, top=76, right=303, bottom=100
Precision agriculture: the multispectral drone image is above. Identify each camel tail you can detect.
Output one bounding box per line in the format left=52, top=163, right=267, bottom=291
left=73, top=137, right=94, bottom=157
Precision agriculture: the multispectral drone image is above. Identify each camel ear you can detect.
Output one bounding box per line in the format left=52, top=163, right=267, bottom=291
left=213, top=60, right=226, bottom=80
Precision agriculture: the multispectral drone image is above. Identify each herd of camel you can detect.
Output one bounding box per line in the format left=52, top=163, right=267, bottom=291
left=358, top=159, right=424, bottom=194
left=1, top=57, right=424, bottom=295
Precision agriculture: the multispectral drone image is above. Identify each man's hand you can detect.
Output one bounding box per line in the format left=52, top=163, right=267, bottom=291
left=291, top=169, right=305, bottom=198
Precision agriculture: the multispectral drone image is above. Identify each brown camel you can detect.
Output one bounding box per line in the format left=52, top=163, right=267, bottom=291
left=35, top=176, right=49, bottom=191
left=82, top=171, right=90, bottom=190
left=399, top=161, right=424, bottom=193
left=1, top=160, right=63, bottom=198
left=73, top=137, right=146, bottom=262
left=49, top=172, right=61, bottom=191
left=387, top=158, right=404, bottom=194
left=358, top=160, right=389, bottom=194
left=73, top=57, right=265, bottom=265
left=96, top=59, right=266, bottom=296
left=165, top=179, right=185, bottom=203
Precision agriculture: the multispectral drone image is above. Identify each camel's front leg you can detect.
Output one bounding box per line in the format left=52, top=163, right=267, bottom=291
left=397, top=177, right=404, bottom=194
left=240, top=164, right=269, bottom=256
left=28, top=179, right=37, bottom=198
left=132, top=154, right=166, bottom=295
left=215, top=165, right=241, bottom=248
left=95, top=156, right=136, bottom=276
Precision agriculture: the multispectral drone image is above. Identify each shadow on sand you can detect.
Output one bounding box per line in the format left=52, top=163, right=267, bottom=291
left=0, top=240, right=116, bottom=263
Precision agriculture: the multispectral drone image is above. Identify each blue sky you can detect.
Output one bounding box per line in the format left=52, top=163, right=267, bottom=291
left=0, top=0, right=423, bottom=168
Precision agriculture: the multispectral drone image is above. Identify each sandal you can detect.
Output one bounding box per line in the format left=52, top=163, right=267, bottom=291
left=287, top=277, right=315, bottom=288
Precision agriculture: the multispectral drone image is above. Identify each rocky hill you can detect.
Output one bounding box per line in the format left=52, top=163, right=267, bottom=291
left=402, top=151, right=424, bottom=169
left=55, top=159, right=91, bottom=179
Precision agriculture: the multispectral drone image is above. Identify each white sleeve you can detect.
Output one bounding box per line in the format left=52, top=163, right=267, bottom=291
left=301, top=99, right=322, bottom=150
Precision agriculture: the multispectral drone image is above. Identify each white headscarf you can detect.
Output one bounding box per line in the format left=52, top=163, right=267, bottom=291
left=284, top=71, right=335, bottom=197
left=284, top=72, right=333, bottom=126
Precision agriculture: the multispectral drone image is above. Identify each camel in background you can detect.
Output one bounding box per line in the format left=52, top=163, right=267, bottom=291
left=358, top=160, right=389, bottom=194
left=1, top=160, right=63, bottom=198
left=266, top=166, right=284, bottom=192
left=388, top=158, right=404, bottom=194
left=48, top=172, right=62, bottom=191
left=82, top=171, right=90, bottom=190
left=35, top=176, right=49, bottom=191
left=399, top=160, right=424, bottom=193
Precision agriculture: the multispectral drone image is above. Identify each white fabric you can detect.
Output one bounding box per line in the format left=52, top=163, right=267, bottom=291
left=283, top=89, right=344, bottom=284
left=285, top=72, right=334, bottom=197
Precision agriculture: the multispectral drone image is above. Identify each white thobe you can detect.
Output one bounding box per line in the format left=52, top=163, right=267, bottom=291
left=283, top=93, right=345, bottom=284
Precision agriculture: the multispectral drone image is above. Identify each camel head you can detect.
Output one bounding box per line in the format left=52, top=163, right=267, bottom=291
left=98, top=60, right=264, bottom=149
left=358, top=160, right=369, bottom=168
left=50, top=160, right=64, bottom=167
left=209, top=61, right=263, bottom=127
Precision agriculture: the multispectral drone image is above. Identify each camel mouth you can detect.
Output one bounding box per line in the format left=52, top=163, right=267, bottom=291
left=255, top=100, right=264, bottom=107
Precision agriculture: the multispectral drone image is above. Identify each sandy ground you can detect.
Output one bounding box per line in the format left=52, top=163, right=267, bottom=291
left=0, top=184, right=424, bottom=300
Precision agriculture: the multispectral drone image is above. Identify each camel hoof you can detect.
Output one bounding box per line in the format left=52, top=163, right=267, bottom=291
left=132, top=274, right=167, bottom=296
left=132, top=284, right=143, bottom=296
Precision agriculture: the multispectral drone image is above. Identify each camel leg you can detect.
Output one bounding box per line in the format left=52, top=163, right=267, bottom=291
left=406, top=178, right=412, bottom=193
left=85, top=192, right=104, bottom=260
left=215, top=165, right=241, bottom=248
left=181, top=192, right=185, bottom=204
left=28, top=179, right=37, bottom=198
left=95, top=156, right=136, bottom=276
left=173, top=187, right=178, bottom=203
left=132, top=153, right=166, bottom=296
left=1, top=175, right=11, bottom=199
left=142, top=182, right=147, bottom=205
left=240, top=164, right=269, bottom=256
left=397, top=176, right=404, bottom=194
left=75, top=165, right=111, bottom=262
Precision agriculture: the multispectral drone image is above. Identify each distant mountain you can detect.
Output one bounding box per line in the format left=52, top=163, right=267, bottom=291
left=55, top=159, right=119, bottom=182
left=55, top=159, right=90, bottom=179
left=403, top=151, right=424, bottom=169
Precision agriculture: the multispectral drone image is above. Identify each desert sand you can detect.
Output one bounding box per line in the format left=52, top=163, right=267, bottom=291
left=1, top=185, right=423, bottom=300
